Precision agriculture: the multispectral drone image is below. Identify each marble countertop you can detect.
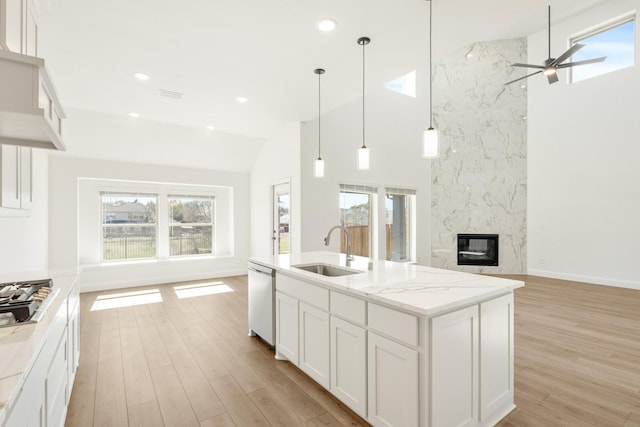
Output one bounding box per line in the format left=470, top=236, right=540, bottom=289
left=249, top=251, right=524, bottom=317
left=0, top=269, right=79, bottom=422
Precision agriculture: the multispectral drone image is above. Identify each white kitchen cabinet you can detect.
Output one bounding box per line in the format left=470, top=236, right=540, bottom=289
left=66, top=295, right=80, bottom=402
left=330, top=315, right=367, bottom=417
left=480, top=294, right=514, bottom=424
left=0, top=144, right=20, bottom=209
left=367, top=332, right=418, bottom=427
left=0, top=0, right=38, bottom=55
left=46, top=329, right=68, bottom=427
left=431, top=305, right=479, bottom=427
left=275, top=290, right=298, bottom=364
left=19, top=146, right=32, bottom=209
left=299, top=302, right=330, bottom=389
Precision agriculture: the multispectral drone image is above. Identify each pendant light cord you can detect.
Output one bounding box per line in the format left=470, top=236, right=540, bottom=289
left=429, top=0, right=433, bottom=129
left=318, top=71, right=321, bottom=158
left=362, top=39, right=366, bottom=149
left=548, top=5, right=551, bottom=59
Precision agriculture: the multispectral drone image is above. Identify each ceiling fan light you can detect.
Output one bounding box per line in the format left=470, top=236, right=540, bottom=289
left=543, top=67, right=557, bottom=76
left=314, top=158, right=325, bottom=178
left=422, top=128, right=439, bottom=158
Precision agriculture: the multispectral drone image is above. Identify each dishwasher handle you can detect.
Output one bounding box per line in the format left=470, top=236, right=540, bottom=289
left=248, top=265, right=275, bottom=277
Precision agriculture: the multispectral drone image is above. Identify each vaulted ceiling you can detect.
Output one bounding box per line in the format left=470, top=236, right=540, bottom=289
left=38, top=0, right=605, bottom=140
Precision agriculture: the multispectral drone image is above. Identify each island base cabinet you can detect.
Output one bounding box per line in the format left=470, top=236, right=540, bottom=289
left=330, top=316, right=367, bottom=418
left=430, top=305, right=479, bottom=427
left=367, top=332, right=418, bottom=427
left=299, top=302, right=330, bottom=389
left=479, top=294, right=515, bottom=424
left=275, top=291, right=298, bottom=364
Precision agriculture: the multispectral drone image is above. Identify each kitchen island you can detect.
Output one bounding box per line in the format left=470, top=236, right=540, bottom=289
left=249, top=251, right=524, bottom=427
left=0, top=270, right=80, bottom=427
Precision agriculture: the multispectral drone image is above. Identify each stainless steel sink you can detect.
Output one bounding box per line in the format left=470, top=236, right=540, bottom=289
left=292, top=263, right=363, bottom=277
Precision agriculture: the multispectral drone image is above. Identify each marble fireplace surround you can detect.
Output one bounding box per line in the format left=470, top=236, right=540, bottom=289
left=431, top=38, right=527, bottom=274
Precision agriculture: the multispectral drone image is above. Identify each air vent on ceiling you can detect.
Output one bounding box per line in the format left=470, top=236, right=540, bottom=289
left=159, top=89, right=184, bottom=100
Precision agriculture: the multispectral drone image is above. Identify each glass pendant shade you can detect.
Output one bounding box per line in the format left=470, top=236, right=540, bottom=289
left=422, top=127, right=439, bottom=158
left=357, top=146, right=370, bottom=170
left=314, top=157, right=325, bottom=178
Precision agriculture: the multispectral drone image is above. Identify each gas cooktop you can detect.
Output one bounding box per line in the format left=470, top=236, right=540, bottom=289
left=0, top=279, right=59, bottom=327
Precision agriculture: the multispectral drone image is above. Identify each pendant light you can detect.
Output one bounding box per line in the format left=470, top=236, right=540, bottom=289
left=314, top=68, right=325, bottom=178
left=357, top=36, right=371, bottom=170
left=422, top=0, right=439, bottom=159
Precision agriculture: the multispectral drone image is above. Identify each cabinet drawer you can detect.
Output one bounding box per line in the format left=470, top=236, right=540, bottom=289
left=276, top=273, right=329, bottom=311
left=331, top=291, right=366, bottom=325
left=368, top=303, right=418, bottom=347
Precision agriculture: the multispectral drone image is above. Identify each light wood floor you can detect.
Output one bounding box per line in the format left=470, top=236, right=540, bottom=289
left=65, top=275, right=640, bottom=427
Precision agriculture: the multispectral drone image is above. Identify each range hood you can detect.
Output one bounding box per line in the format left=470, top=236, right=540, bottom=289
left=0, top=49, right=66, bottom=150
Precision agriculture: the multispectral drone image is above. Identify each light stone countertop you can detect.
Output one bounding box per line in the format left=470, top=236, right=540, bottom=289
left=249, top=251, right=524, bottom=317
left=0, top=269, right=79, bottom=423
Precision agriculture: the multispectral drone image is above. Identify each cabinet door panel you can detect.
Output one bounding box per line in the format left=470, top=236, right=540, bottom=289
left=20, top=146, right=32, bottom=209
left=1, top=144, right=20, bottom=208
left=431, top=305, right=479, bottom=427
left=367, top=332, right=418, bottom=427
left=275, top=291, right=298, bottom=364
left=480, top=294, right=514, bottom=423
left=331, top=316, right=366, bottom=417
left=299, top=302, right=330, bottom=389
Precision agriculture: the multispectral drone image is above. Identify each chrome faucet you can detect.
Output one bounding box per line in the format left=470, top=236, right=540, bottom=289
left=324, top=225, right=354, bottom=264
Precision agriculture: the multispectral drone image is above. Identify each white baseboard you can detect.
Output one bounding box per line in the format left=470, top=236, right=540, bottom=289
left=527, top=268, right=640, bottom=290
left=79, top=268, right=248, bottom=293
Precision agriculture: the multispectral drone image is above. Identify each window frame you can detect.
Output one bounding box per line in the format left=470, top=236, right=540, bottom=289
left=384, top=187, right=417, bottom=263
left=167, top=194, right=216, bottom=258
left=100, top=192, right=159, bottom=262
left=569, top=12, right=636, bottom=83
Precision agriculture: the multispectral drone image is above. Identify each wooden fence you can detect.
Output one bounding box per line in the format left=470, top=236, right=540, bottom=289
left=340, top=225, right=393, bottom=259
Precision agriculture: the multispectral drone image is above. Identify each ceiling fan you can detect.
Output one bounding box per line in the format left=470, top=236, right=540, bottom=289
left=506, top=5, right=607, bottom=85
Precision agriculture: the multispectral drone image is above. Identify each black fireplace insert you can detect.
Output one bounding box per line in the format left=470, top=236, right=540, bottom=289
left=457, top=234, right=499, bottom=266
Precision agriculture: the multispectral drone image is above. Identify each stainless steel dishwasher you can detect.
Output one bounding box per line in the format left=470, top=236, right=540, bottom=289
left=248, top=261, right=275, bottom=346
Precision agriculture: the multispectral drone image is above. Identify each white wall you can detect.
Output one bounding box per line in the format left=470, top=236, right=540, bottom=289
left=0, top=149, right=49, bottom=274
left=61, top=108, right=264, bottom=173
left=300, top=84, right=431, bottom=264
left=49, top=155, right=250, bottom=291
left=527, top=0, right=640, bottom=288
left=249, top=122, right=301, bottom=257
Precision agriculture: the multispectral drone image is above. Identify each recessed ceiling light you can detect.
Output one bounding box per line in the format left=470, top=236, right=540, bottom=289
left=206, top=125, right=215, bottom=130
left=128, top=112, right=139, bottom=118
left=236, top=96, right=248, bottom=103
left=520, top=84, right=527, bottom=89
left=133, top=72, right=150, bottom=81
left=317, top=18, right=337, bottom=32
left=465, top=53, right=473, bottom=58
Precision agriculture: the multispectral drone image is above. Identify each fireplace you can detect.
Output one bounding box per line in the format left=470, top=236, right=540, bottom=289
left=457, top=234, right=499, bottom=266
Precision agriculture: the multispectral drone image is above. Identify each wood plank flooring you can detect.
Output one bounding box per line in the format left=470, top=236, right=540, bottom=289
left=65, top=275, right=640, bottom=426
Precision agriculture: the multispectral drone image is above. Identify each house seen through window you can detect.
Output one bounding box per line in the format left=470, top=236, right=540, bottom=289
left=101, top=193, right=158, bottom=261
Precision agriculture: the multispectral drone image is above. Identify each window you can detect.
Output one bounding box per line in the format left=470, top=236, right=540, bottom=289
left=339, top=184, right=377, bottom=258
left=570, top=14, right=635, bottom=83
left=101, top=193, right=157, bottom=261
left=168, top=195, right=214, bottom=256
left=385, top=187, right=416, bottom=262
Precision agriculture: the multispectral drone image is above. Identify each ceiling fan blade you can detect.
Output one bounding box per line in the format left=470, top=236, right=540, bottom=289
left=557, top=56, right=607, bottom=68
left=512, top=63, right=546, bottom=69
left=546, top=72, right=559, bottom=84
left=505, top=70, right=542, bottom=85
left=552, top=43, right=585, bottom=66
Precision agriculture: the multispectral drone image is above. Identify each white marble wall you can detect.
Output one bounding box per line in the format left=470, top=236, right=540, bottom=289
left=431, top=38, right=527, bottom=274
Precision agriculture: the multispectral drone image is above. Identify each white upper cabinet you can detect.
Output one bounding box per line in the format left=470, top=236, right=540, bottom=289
left=0, top=144, right=20, bottom=209
left=0, top=0, right=66, bottom=151
left=1, top=0, right=38, bottom=55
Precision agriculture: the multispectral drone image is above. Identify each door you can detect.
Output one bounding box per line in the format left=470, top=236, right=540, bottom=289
left=272, top=182, right=290, bottom=254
